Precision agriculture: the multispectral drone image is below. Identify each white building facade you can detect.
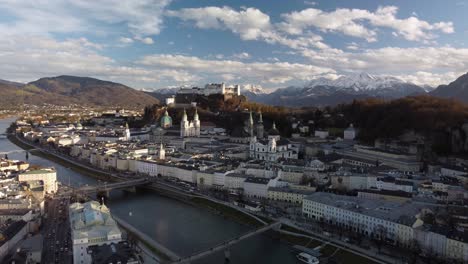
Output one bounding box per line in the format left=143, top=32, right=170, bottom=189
left=69, top=201, right=122, bottom=264
left=180, top=108, right=200, bottom=138
left=18, top=169, right=58, bottom=194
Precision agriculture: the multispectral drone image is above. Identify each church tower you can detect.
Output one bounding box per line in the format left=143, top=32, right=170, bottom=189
left=248, top=111, right=254, bottom=137
left=269, top=137, right=277, bottom=152
left=193, top=108, right=200, bottom=137
left=180, top=108, right=189, bottom=137
left=158, top=143, right=166, bottom=160
left=124, top=122, right=131, bottom=141
left=256, top=111, right=264, bottom=139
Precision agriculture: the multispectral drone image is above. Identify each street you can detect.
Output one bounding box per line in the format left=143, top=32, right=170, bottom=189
left=41, top=191, right=72, bottom=264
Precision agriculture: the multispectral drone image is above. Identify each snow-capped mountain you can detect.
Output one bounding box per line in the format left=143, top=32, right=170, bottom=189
left=248, top=73, right=427, bottom=107
left=421, top=85, right=436, bottom=92
left=155, top=87, right=180, bottom=94
left=307, top=73, right=419, bottom=92
left=242, top=84, right=269, bottom=95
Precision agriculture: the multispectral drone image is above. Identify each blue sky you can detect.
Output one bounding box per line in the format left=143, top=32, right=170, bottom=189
left=0, top=0, right=467, bottom=90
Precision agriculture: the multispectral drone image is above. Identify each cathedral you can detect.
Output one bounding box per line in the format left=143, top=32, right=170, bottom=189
left=230, top=111, right=264, bottom=143
left=180, top=108, right=200, bottom=137
left=249, top=120, right=298, bottom=162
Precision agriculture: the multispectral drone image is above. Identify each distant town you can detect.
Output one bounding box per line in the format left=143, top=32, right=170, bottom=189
left=0, top=81, right=466, bottom=264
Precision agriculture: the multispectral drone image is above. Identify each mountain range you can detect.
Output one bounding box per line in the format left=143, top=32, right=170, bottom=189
left=243, top=73, right=428, bottom=106
left=431, top=72, right=468, bottom=102
left=0, top=76, right=159, bottom=108
left=1, top=72, right=468, bottom=108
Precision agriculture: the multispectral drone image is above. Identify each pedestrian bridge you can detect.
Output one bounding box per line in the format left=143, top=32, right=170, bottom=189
left=171, top=221, right=281, bottom=264
left=61, top=178, right=152, bottom=196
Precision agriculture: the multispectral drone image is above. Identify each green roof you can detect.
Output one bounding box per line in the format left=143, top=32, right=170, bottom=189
left=21, top=169, right=55, bottom=174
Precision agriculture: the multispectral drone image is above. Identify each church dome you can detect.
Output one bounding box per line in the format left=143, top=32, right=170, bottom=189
left=160, top=110, right=172, bottom=128
left=268, top=122, right=280, bottom=136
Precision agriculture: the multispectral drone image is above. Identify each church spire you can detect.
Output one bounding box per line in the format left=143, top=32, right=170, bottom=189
left=249, top=111, right=254, bottom=125
left=159, top=143, right=165, bottom=160
left=194, top=107, right=199, bottom=121
left=256, top=110, right=264, bottom=139
left=272, top=122, right=276, bottom=130
left=182, top=108, right=187, bottom=122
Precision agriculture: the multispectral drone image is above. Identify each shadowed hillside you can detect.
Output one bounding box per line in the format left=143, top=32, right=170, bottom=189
left=0, top=76, right=159, bottom=108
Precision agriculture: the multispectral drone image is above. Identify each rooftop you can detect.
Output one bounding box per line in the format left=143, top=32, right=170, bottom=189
left=20, top=169, right=55, bottom=175
left=358, top=189, right=412, bottom=198
left=88, top=242, right=139, bottom=264
left=304, top=192, right=427, bottom=225
left=69, top=201, right=121, bottom=241
left=225, top=173, right=250, bottom=179
left=269, top=186, right=315, bottom=195
left=245, top=177, right=270, bottom=185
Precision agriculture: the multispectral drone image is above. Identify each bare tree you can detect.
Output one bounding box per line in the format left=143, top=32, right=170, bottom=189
left=373, top=224, right=387, bottom=252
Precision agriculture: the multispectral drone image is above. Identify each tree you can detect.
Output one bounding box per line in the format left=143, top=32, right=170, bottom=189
left=410, top=239, right=421, bottom=264
left=373, top=224, right=388, bottom=252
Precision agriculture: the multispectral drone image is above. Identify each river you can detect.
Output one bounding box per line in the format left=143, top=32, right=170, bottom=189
left=0, top=117, right=298, bottom=264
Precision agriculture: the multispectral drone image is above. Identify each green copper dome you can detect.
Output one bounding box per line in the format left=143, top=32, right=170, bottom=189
left=160, top=110, right=172, bottom=128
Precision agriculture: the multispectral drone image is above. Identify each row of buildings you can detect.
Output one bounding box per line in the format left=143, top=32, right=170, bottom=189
left=0, top=159, right=52, bottom=263
left=303, top=192, right=468, bottom=262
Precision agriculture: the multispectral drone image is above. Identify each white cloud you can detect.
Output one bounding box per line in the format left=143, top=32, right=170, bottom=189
left=346, top=42, right=360, bottom=50
left=138, top=54, right=335, bottom=84
left=119, top=37, right=134, bottom=44
left=347, top=47, right=468, bottom=72
left=140, top=37, right=154, bottom=44
left=299, top=45, right=468, bottom=86
left=167, top=6, right=331, bottom=51
left=221, top=74, right=237, bottom=81
left=0, top=35, right=198, bottom=87
left=167, top=6, right=271, bottom=41
left=279, top=6, right=454, bottom=42
left=396, top=71, right=463, bottom=87
left=232, top=52, right=250, bottom=59
left=0, top=0, right=171, bottom=37
left=279, top=8, right=377, bottom=42
left=304, top=1, right=317, bottom=6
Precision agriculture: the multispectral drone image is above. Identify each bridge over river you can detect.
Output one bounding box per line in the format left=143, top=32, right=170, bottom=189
left=170, top=221, right=281, bottom=264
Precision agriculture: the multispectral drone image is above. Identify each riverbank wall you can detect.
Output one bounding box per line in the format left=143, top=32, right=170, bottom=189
left=113, top=215, right=181, bottom=263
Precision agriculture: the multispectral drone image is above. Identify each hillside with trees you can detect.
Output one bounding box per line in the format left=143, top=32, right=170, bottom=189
left=0, top=76, right=159, bottom=109
left=144, top=94, right=468, bottom=155
left=339, top=96, right=468, bottom=144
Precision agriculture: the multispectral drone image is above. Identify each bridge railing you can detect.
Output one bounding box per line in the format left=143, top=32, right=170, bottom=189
left=171, top=222, right=280, bottom=263
left=63, top=178, right=151, bottom=194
